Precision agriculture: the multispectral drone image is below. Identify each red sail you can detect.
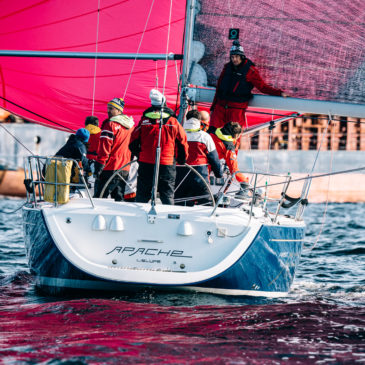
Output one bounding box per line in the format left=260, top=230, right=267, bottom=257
left=0, top=0, right=186, bottom=130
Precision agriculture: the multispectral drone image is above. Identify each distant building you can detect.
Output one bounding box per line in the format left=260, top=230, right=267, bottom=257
left=240, top=114, right=365, bottom=151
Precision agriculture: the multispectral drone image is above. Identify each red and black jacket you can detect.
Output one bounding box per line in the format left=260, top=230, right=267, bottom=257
left=129, top=106, right=189, bottom=166
left=217, top=59, right=255, bottom=102
left=212, top=58, right=283, bottom=110
left=96, top=115, right=134, bottom=171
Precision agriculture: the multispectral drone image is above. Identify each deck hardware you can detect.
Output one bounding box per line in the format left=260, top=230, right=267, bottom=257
left=92, top=214, right=107, bottom=231
left=217, top=227, right=227, bottom=237
left=206, top=230, right=213, bottom=244
left=109, top=216, right=125, bottom=231
left=177, top=221, right=193, bottom=236
left=66, top=217, right=71, bottom=224
left=147, top=213, right=157, bottom=224
left=168, top=214, right=180, bottom=219
left=222, top=196, right=231, bottom=205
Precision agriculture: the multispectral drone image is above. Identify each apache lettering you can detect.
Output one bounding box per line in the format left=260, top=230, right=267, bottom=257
left=106, top=246, right=192, bottom=258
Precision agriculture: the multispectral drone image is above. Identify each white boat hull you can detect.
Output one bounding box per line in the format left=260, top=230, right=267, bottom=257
left=22, top=198, right=305, bottom=296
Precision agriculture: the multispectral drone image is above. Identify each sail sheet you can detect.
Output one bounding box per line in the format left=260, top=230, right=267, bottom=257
left=192, top=0, right=365, bottom=107
left=0, top=0, right=186, bottom=131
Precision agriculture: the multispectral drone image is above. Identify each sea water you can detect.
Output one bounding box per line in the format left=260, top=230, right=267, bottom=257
left=0, top=198, right=364, bottom=364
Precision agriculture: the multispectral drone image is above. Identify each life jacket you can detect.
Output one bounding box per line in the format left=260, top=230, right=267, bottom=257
left=210, top=129, right=248, bottom=183
left=217, top=59, right=255, bottom=102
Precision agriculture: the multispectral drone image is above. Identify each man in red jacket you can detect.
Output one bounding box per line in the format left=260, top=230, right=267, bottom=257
left=210, top=40, right=288, bottom=129
left=175, top=110, right=222, bottom=206
left=129, top=89, right=189, bottom=205
left=94, top=98, right=134, bottom=201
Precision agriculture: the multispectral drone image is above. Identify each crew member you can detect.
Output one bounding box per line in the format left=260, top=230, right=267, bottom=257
left=129, top=89, right=189, bottom=205
left=94, top=98, right=134, bottom=201
left=84, top=115, right=101, bottom=162
left=175, top=110, right=222, bottom=206
left=210, top=121, right=250, bottom=197
left=210, top=40, right=288, bottom=129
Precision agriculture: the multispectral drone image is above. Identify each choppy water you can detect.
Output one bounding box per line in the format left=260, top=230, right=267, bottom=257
left=0, top=198, right=364, bottom=364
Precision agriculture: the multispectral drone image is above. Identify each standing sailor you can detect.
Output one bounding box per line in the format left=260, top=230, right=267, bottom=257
left=94, top=98, right=134, bottom=201
left=210, top=40, right=288, bottom=129
left=175, top=110, right=222, bottom=206
left=129, top=89, right=189, bottom=205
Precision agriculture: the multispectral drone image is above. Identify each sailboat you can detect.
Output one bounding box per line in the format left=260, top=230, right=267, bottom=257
left=1, top=0, right=364, bottom=296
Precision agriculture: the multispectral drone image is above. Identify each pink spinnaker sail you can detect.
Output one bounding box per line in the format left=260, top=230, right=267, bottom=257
left=0, top=0, right=186, bottom=131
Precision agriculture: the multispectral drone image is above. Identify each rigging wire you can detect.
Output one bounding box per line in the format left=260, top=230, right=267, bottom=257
left=243, top=113, right=256, bottom=174
left=162, top=0, right=174, bottom=95
left=0, top=123, right=34, bottom=155
left=91, top=0, right=101, bottom=115
left=306, top=115, right=335, bottom=252
left=155, top=61, right=159, bottom=89
left=0, top=96, right=74, bottom=131
left=123, top=0, right=156, bottom=100
left=254, top=166, right=365, bottom=190
left=303, top=113, right=333, bottom=200
left=262, top=111, right=275, bottom=204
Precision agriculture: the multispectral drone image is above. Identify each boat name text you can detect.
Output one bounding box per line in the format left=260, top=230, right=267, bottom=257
left=106, top=246, right=192, bottom=258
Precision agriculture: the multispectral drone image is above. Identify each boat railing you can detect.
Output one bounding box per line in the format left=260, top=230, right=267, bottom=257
left=99, top=159, right=138, bottom=200
left=212, top=170, right=308, bottom=221
left=23, top=155, right=94, bottom=208
left=23, top=155, right=307, bottom=221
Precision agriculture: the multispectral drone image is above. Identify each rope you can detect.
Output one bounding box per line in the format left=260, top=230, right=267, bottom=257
left=162, top=0, right=174, bottom=95
left=175, top=60, right=180, bottom=88
left=155, top=61, right=159, bottom=89
left=0, top=123, right=34, bottom=155
left=91, top=0, right=101, bottom=115
left=123, top=0, right=156, bottom=100
left=1, top=201, right=28, bottom=214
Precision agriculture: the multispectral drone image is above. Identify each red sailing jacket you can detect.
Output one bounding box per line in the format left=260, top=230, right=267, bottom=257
left=211, top=59, right=283, bottom=111
left=130, top=107, right=188, bottom=166
left=96, top=115, right=134, bottom=171
left=85, top=124, right=101, bottom=160
left=210, top=131, right=248, bottom=183
left=183, top=117, right=222, bottom=177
